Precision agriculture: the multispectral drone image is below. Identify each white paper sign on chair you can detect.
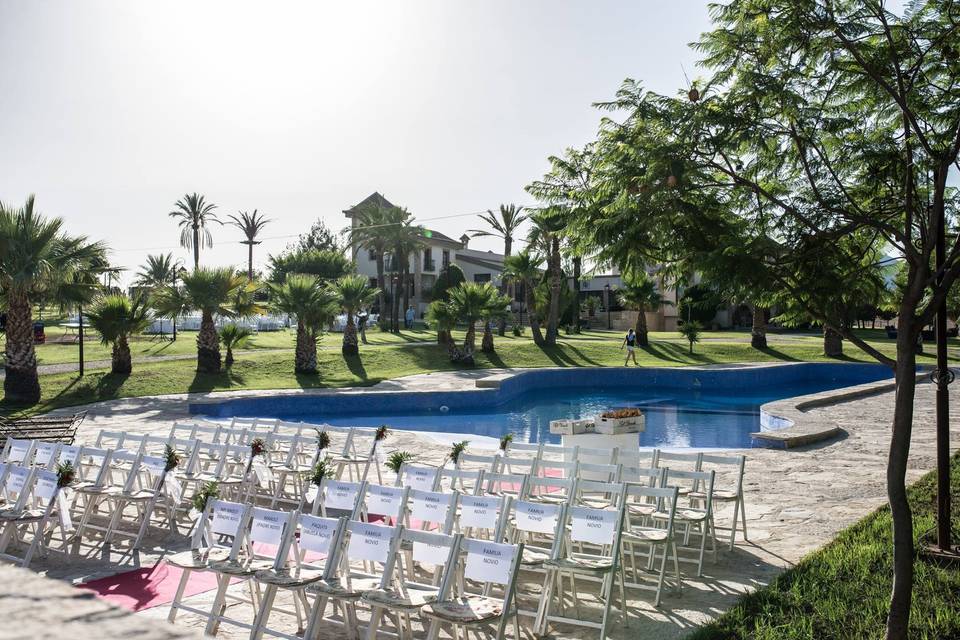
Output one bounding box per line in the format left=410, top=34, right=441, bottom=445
left=299, top=515, right=337, bottom=554
left=459, top=495, right=499, bottom=529
left=211, top=501, right=245, bottom=536
left=347, top=523, right=392, bottom=563
left=8, top=442, right=30, bottom=463
left=410, top=493, right=447, bottom=523
left=515, top=501, right=560, bottom=534
left=251, top=508, right=285, bottom=546
left=325, top=482, right=358, bottom=511
left=404, top=467, right=436, bottom=491
left=365, top=486, right=404, bottom=520
left=464, top=540, right=514, bottom=585
left=570, top=507, right=618, bottom=545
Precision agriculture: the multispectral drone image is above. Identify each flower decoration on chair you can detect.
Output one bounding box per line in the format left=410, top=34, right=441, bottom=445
left=498, top=433, right=513, bottom=452
left=385, top=450, right=413, bottom=474
left=192, top=481, right=220, bottom=513
left=164, top=444, right=182, bottom=472
left=374, top=425, right=389, bottom=442
left=309, top=459, right=335, bottom=487
left=315, top=429, right=331, bottom=453
left=55, top=461, right=75, bottom=488
left=250, top=438, right=267, bottom=457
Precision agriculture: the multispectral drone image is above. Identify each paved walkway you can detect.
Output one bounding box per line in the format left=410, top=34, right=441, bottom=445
left=15, top=366, right=960, bottom=639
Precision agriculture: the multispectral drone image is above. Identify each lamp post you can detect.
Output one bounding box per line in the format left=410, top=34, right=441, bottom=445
left=391, top=275, right=399, bottom=333
left=604, top=284, right=612, bottom=331
left=173, top=265, right=187, bottom=342
left=78, top=304, right=85, bottom=376
left=934, top=186, right=953, bottom=553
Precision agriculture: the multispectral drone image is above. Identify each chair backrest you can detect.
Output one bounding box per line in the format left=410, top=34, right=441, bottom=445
left=575, top=445, right=619, bottom=466
left=93, top=430, right=124, bottom=450
left=576, top=462, right=622, bottom=483
left=1, top=465, right=33, bottom=508
left=625, top=484, right=679, bottom=531
left=461, top=538, right=523, bottom=593
left=698, top=453, right=746, bottom=494
left=3, top=438, right=36, bottom=464
left=654, top=450, right=701, bottom=470
left=565, top=503, right=625, bottom=552
left=169, top=422, right=200, bottom=441
left=56, top=445, right=81, bottom=467
left=397, top=463, right=441, bottom=492
left=510, top=499, right=564, bottom=537
left=249, top=506, right=297, bottom=566
left=76, top=447, right=113, bottom=487
left=386, top=528, right=461, bottom=589
left=535, top=459, right=578, bottom=480
left=361, top=483, right=410, bottom=523
left=498, top=454, right=537, bottom=477
left=406, top=488, right=459, bottom=533
left=456, top=452, right=500, bottom=474
left=525, top=475, right=577, bottom=504
left=338, top=520, right=402, bottom=570
left=621, top=465, right=663, bottom=486
left=538, top=443, right=577, bottom=462
left=197, top=498, right=250, bottom=551
left=438, top=467, right=484, bottom=495
left=663, top=468, right=715, bottom=512
left=481, top=471, right=528, bottom=498
left=575, top=479, right=627, bottom=509
left=32, top=442, right=59, bottom=469
left=505, top=441, right=542, bottom=458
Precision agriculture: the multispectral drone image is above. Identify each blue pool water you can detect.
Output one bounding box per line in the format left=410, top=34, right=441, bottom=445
left=192, top=364, right=894, bottom=449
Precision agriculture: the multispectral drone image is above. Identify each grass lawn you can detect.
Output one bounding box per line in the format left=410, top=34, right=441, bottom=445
left=0, top=330, right=947, bottom=417
left=690, top=452, right=960, bottom=640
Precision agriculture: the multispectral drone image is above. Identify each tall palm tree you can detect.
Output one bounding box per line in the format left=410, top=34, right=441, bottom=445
left=270, top=274, right=338, bottom=374
left=349, top=201, right=395, bottom=318
left=448, top=282, right=500, bottom=354
left=228, top=210, right=271, bottom=280
left=0, top=196, right=108, bottom=403
left=156, top=266, right=245, bottom=373
left=170, top=193, right=220, bottom=270
left=469, top=204, right=528, bottom=336
left=135, top=253, right=178, bottom=289
left=527, top=211, right=565, bottom=345
left=618, top=272, right=671, bottom=347
left=85, top=295, right=151, bottom=374
left=383, top=207, right=424, bottom=332
left=502, top=251, right=545, bottom=346
left=330, top=275, right=379, bottom=356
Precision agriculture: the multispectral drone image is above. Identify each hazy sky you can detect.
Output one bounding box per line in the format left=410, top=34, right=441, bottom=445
left=0, top=1, right=714, bottom=285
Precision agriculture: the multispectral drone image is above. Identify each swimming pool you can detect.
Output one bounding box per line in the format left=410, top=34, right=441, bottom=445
left=191, top=363, right=893, bottom=449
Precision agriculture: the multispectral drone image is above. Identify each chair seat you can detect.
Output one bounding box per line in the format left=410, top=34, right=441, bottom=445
left=308, top=575, right=382, bottom=599
left=114, top=489, right=157, bottom=501
left=255, top=566, right=326, bottom=587
left=166, top=547, right=232, bottom=570
left=627, top=503, right=657, bottom=517
left=688, top=489, right=738, bottom=501
left=208, top=557, right=275, bottom=576
left=0, top=507, right=51, bottom=522
left=76, top=485, right=122, bottom=496
left=653, top=508, right=707, bottom=523
left=622, top=527, right=670, bottom=543
left=362, top=584, right=441, bottom=609
left=423, top=596, right=503, bottom=624
left=544, top=553, right=615, bottom=575
left=520, top=545, right=552, bottom=566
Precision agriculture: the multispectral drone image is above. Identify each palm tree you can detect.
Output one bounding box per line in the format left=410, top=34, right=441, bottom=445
left=426, top=299, right=457, bottom=346
left=85, top=295, right=151, bottom=374
left=170, top=193, right=220, bottom=270
left=527, top=211, right=565, bottom=345
left=448, top=282, right=500, bottom=354
left=330, top=275, right=379, bottom=356
left=481, top=289, right=512, bottom=353
left=383, top=207, right=424, bottom=332
left=228, top=210, right=271, bottom=280
left=502, top=251, right=545, bottom=346
left=156, top=266, right=245, bottom=373
left=220, top=323, right=253, bottom=367
left=0, top=196, right=108, bottom=403
left=469, top=204, right=528, bottom=334
left=349, top=201, right=395, bottom=318
left=618, top=272, right=672, bottom=347
left=135, top=253, right=178, bottom=289
left=270, top=274, right=338, bottom=374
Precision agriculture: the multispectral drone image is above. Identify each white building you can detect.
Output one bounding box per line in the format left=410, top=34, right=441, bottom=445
left=344, top=193, right=507, bottom=317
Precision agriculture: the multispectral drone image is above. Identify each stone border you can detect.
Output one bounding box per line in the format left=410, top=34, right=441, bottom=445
left=754, top=377, right=899, bottom=447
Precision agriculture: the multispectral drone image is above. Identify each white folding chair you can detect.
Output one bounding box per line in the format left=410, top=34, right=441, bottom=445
left=656, top=468, right=716, bottom=576
left=397, top=463, right=441, bottom=492
left=694, top=453, right=747, bottom=550
left=0, top=467, right=65, bottom=566
left=423, top=538, right=524, bottom=640
left=621, top=484, right=681, bottom=607
left=1, top=438, right=36, bottom=465
left=534, top=501, right=627, bottom=639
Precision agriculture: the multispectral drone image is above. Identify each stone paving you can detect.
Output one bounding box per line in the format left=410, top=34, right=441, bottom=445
left=12, top=365, right=960, bottom=639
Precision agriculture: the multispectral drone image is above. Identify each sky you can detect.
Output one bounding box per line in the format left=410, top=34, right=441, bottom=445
left=0, top=0, right=714, bottom=286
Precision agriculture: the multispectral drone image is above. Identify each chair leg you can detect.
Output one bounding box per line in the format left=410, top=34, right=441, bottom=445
left=654, top=544, right=668, bottom=607
left=250, top=584, right=278, bottom=640
left=366, top=607, right=384, bottom=640
left=204, top=574, right=231, bottom=636
left=739, top=496, right=748, bottom=541
left=696, top=522, right=707, bottom=577
left=534, top=571, right=556, bottom=637
left=671, top=542, right=682, bottom=593
left=168, top=568, right=192, bottom=622
left=598, top=572, right=615, bottom=640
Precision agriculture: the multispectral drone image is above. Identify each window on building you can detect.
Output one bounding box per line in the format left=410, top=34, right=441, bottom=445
left=442, top=249, right=450, bottom=268
left=368, top=248, right=377, bottom=261
left=423, top=250, right=435, bottom=271
left=369, top=277, right=378, bottom=288
left=474, top=273, right=491, bottom=283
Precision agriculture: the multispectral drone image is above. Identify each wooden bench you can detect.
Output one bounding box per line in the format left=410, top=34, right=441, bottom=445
left=0, top=411, right=86, bottom=448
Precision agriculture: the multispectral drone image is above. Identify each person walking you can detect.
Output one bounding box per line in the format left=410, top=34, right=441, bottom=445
left=405, top=305, right=415, bottom=330
left=357, top=308, right=369, bottom=344
left=621, top=328, right=639, bottom=366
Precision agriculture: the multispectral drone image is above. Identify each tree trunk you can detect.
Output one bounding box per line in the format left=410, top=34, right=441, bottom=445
left=225, top=347, right=235, bottom=367
left=751, top=305, right=768, bottom=349
left=572, top=256, right=582, bottom=333
left=823, top=326, right=843, bottom=357
left=481, top=322, right=494, bottom=353
left=464, top=323, right=477, bottom=353
left=526, top=283, right=545, bottom=346
left=3, top=291, right=40, bottom=404
left=196, top=311, right=221, bottom=373
left=545, top=237, right=561, bottom=345
left=376, top=253, right=386, bottom=319
left=247, top=243, right=254, bottom=280
left=885, top=316, right=918, bottom=640
left=343, top=313, right=359, bottom=356
left=112, top=336, right=132, bottom=374
left=402, top=262, right=411, bottom=324
left=636, top=305, right=649, bottom=347
left=193, top=224, right=200, bottom=270
left=295, top=320, right=317, bottom=374
left=437, top=329, right=450, bottom=345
